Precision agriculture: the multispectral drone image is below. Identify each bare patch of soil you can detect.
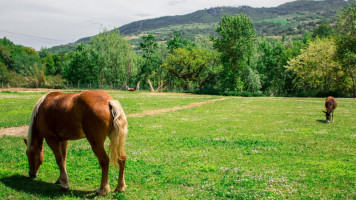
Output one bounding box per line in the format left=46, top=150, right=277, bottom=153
left=0, top=126, right=28, bottom=137
left=0, top=88, right=65, bottom=93
left=0, top=97, right=228, bottom=137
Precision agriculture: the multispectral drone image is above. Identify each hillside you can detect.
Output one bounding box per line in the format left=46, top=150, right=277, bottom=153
left=49, top=0, right=347, bottom=53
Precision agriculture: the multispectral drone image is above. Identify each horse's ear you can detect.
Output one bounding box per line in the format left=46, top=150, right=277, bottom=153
left=23, top=137, right=27, bottom=145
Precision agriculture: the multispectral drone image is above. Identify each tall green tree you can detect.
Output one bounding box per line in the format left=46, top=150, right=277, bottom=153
left=41, top=54, right=56, bottom=76
left=138, top=33, right=164, bottom=88
left=90, top=29, right=135, bottom=86
left=64, top=44, right=100, bottom=84
left=212, top=14, right=257, bottom=91
left=257, top=39, right=296, bottom=95
left=335, top=0, right=356, bottom=97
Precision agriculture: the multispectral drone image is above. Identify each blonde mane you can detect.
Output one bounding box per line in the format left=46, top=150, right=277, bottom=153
left=27, top=94, right=48, bottom=150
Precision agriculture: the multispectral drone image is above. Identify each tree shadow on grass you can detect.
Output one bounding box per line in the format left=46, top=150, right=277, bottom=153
left=0, top=175, right=97, bottom=199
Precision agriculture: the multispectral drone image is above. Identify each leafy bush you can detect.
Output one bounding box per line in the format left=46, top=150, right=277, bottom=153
left=8, top=71, right=26, bottom=87
left=221, top=91, right=265, bottom=97
left=294, top=90, right=345, bottom=98
left=193, top=89, right=222, bottom=95
left=23, top=64, right=46, bottom=87
left=45, top=75, right=66, bottom=89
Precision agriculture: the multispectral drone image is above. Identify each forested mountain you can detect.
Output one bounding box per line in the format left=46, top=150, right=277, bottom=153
left=118, top=0, right=345, bottom=35
left=74, top=0, right=346, bottom=45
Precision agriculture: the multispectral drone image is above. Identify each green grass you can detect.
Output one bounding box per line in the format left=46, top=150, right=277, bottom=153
left=0, top=92, right=47, bottom=127
left=0, top=91, right=355, bottom=199
left=262, top=18, right=289, bottom=26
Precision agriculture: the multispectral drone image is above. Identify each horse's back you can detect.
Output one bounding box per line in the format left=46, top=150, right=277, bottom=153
left=36, top=90, right=114, bottom=140
left=325, top=96, right=337, bottom=111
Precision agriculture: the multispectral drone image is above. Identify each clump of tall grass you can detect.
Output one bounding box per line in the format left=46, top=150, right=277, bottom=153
left=23, top=63, right=46, bottom=87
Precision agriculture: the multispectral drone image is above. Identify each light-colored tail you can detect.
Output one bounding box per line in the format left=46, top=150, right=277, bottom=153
left=27, top=94, right=48, bottom=150
left=108, top=100, right=128, bottom=167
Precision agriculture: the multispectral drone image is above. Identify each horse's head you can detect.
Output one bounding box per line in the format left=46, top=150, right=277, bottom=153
left=23, top=138, right=44, bottom=178
left=323, top=111, right=331, bottom=123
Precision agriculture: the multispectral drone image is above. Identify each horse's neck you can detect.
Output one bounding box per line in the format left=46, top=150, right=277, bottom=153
left=29, top=136, right=44, bottom=151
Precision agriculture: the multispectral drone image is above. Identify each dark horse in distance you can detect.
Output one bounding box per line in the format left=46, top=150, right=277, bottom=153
left=23, top=90, right=128, bottom=195
left=323, top=96, right=337, bottom=123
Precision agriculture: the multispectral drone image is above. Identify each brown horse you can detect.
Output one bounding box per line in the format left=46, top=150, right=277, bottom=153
left=23, top=90, right=128, bottom=195
left=323, top=96, right=337, bottom=123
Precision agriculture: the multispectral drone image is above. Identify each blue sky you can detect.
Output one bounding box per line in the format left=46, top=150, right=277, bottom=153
left=0, top=0, right=295, bottom=50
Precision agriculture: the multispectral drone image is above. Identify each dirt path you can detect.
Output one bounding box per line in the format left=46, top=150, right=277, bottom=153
left=126, top=98, right=227, bottom=117
left=0, top=97, right=228, bottom=137
left=0, top=126, right=28, bottom=137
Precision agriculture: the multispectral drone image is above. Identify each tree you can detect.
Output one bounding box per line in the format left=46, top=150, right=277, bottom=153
left=39, top=48, right=49, bottom=59
left=212, top=14, right=257, bottom=90
left=335, top=0, right=356, bottom=97
left=312, top=21, right=334, bottom=38
left=162, top=47, right=219, bottom=89
left=244, top=67, right=261, bottom=93
left=256, top=39, right=296, bottom=95
left=41, top=54, right=56, bottom=76
left=167, top=30, right=193, bottom=53
left=0, top=38, right=41, bottom=74
left=138, top=33, right=164, bottom=89
left=64, top=44, right=100, bottom=84
left=0, top=62, right=9, bottom=83
left=90, top=29, right=135, bottom=86
left=286, top=38, right=344, bottom=93
left=0, top=46, right=13, bottom=69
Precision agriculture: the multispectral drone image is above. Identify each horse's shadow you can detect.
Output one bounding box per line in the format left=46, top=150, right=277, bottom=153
left=316, top=119, right=328, bottom=124
left=0, top=175, right=96, bottom=199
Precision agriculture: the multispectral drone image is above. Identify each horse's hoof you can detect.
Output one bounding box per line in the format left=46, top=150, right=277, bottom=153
left=59, top=185, right=69, bottom=192
left=114, top=188, right=125, bottom=193
left=96, top=185, right=110, bottom=196
left=29, top=172, right=37, bottom=178
left=114, top=185, right=126, bottom=193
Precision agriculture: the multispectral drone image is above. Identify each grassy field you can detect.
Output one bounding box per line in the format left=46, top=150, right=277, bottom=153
left=0, top=90, right=355, bottom=199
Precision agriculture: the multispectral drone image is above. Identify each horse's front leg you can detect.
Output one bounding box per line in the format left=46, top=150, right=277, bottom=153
left=89, top=142, right=110, bottom=195
left=45, top=138, right=69, bottom=190
left=332, top=110, right=334, bottom=123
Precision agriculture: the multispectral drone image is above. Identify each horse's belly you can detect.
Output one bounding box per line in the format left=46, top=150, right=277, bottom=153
left=57, top=125, right=86, bottom=140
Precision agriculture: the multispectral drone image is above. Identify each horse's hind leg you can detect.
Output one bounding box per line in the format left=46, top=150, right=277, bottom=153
left=114, top=157, right=126, bottom=192
left=88, top=140, right=111, bottom=195
left=45, top=138, right=69, bottom=190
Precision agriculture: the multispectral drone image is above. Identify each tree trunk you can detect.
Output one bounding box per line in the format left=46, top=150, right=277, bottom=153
left=136, top=81, right=140, bottom=91
left=121, top=82, right=128, bottom=90
left=148, top=79, right=154, bottom=92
